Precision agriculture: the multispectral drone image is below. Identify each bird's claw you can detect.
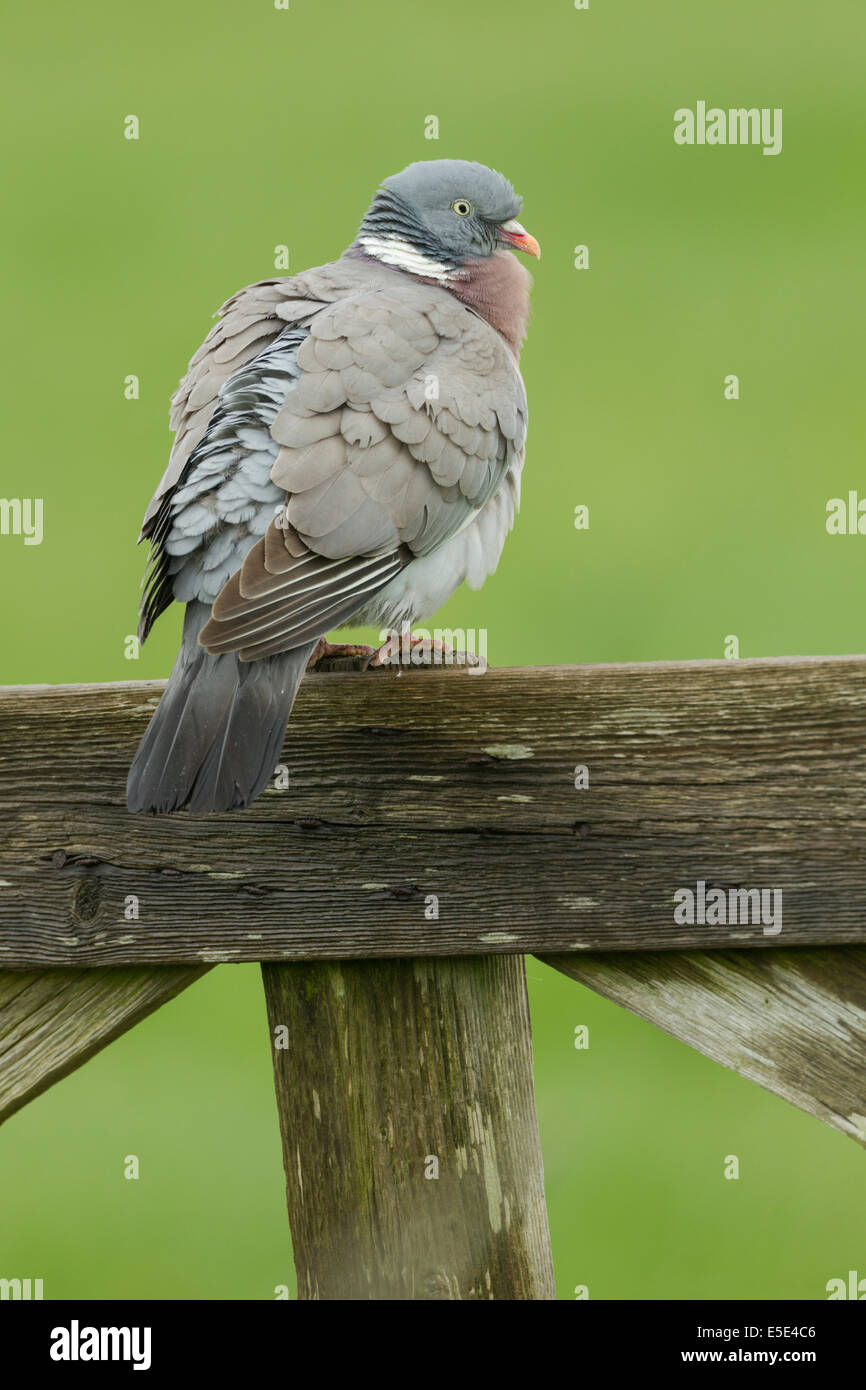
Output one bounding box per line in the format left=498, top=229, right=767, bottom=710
left=306, top=640, right=377, bottom=672
left=368, top=631, right=480, bottom=669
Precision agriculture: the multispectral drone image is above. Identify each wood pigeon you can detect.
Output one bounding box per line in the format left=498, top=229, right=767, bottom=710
left=127, top=159, right=540, bottom=813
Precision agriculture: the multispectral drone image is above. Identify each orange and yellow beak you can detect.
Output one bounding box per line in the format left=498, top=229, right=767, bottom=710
left=497, top=218, right=541, bottom=259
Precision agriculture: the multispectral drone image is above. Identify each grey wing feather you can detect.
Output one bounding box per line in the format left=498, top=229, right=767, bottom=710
left=138, top=323, right=307, bottom=639
left=269, top=281, right=527, bottom=561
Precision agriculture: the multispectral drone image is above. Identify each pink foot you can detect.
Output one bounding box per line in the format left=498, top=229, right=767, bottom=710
left=368, top=631, right=480, bottom=669
left=306, top=640, right=376, bottom=672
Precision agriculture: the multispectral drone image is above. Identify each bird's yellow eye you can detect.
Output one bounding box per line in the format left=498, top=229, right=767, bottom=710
left=451, top=199, right=472, bottom=216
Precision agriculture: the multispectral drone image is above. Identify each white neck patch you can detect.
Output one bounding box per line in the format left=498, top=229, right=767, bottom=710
left=357, top=235, right=456, bottom=283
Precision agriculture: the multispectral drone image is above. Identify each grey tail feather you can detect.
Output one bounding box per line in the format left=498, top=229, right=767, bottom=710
left=127, top=601, right=317, bottom=814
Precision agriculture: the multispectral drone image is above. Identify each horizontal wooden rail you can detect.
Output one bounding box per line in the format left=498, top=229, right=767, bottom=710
left=3, top=655, right=866, bottom=1152
left=1, top=655, right=865, bottom=968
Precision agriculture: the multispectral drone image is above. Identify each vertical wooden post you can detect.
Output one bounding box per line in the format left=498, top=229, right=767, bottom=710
left=261, top=955, right=555, bottom=1300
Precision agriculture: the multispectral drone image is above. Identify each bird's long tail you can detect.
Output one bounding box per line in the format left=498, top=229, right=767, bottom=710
left=127, top=601, right=316, bottom=814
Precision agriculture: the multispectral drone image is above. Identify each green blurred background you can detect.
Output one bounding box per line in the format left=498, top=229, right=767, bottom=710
left=2, top=0, right=865, bottom=1299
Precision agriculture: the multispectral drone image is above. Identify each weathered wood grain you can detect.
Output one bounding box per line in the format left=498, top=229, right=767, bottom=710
left=261, top=954, right=555, bottom=1299
left=541, top=946, right=866, bottom=1146
left=0, top=965, right=211, bottom=1123
left=1, top=656, right=865, bottom=966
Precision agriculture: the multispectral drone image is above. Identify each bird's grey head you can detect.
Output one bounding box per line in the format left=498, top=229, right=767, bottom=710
left=352, top=159, right=540, bottom=281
